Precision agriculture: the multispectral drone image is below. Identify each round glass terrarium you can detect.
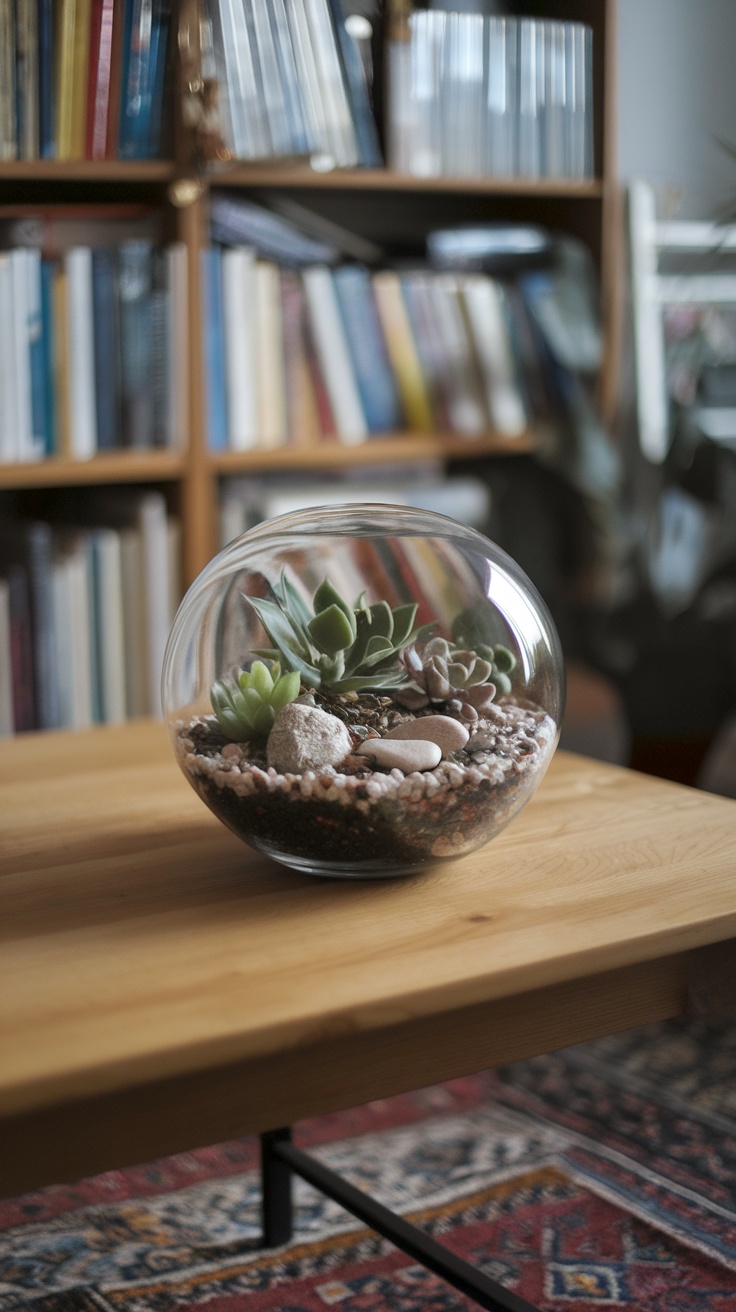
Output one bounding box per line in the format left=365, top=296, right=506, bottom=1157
left=162, top=505, right=564, bottom=878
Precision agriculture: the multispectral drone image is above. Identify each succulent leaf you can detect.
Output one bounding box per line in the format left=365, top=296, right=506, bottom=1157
left=313, top=578, right=356, bottom=633
left=391, top=603, right=418, bottom=647
left=308, top=603, right=356, bottom=655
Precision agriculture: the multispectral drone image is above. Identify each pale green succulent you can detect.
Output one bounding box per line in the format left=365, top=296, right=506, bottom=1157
left=246, top=572, right=428, bottom=694
left=211, top=659, right=301, bottom=741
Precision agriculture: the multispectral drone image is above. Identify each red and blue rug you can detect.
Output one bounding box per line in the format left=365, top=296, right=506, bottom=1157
left=2, top=1018, right=736, bottom=1310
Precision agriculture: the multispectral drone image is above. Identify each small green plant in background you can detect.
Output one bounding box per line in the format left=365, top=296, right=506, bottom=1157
left=246, top=572, right=428, bottom=694
left=211, top=660, right=300, bottom=741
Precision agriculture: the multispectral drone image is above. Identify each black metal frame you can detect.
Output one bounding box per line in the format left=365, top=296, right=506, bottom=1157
left=260, top=1127, right=541, bottom=1312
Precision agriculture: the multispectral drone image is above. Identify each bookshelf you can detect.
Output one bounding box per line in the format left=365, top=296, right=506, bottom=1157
left=0, top=0, right=619, bottom=734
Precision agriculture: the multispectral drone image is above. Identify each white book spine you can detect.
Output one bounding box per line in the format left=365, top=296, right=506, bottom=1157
left=52, top=555, right=76, bottom=728
left=222, top=246, right=258, bottom=450
left=69, top=545, right=94, bottom=729
left=64, top=247, right=98, bottom=459
left=461, top=274, right=527, bottom=436
left=97, top=528, right=127, bottom=725
left=0, top=255, right=19, bottom=461
left=11, top=250, right=34, bottom=460
left=120, top=526, right=148, bottom=718
left=302, top=265, right=367, bottom=443
left=138, top=492, right=171, bottom=717
left=254, top=261, right=287, bottom=448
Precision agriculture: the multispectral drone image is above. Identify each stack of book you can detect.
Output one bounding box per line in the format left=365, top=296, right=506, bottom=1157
left=0, top=237, right=187, bottom=462
left=387, top=12, right=594, bottom=180
left=205, top=0, right=382, bottom=167
left=0, top=490, right=180, bottom=736
left=1, top=0, right=172, bottom=161
left=202, top=248, right=536, bottom=451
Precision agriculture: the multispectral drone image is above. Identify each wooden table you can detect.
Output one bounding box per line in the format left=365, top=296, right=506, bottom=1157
left=3, top=720, right=736, bottom=1203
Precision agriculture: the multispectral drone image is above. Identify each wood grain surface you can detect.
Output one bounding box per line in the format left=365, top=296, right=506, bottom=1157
left=2, top=720, right=736, bottom=1190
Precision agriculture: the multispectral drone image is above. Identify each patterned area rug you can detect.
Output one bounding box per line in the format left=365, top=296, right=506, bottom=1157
left=2, top=1018, right=736, bottom=1311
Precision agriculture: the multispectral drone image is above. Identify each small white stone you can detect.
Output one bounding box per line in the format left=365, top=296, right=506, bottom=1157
left=385, top=714, right=469, bottom=756
left=356, top=737, right=442, bottom=773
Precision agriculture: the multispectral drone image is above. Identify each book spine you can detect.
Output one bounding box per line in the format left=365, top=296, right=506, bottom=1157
left=201, top=246, right=229, bottom=451
left=27, top=519, right=62, bottom=729
left=324, top=0, right=382, bottom=167
left=15, top=0, right=39, bottom=158
left=26, top=247, right=46, bottom=457
left=118, top=0, right=153, bottom=158
left=279, top=266, right=320, bottom=446
left=254, top=259, right=287, bottom=448
left=372, top=269, right=432, bottom=431
left=138, top=490, right=170, bottom=716
left=87, top=0, right=116, bottom=158
left=39, top=259, right=56, bottom=454
left=145, top=0, right=171, bottom=156
left=11, top=249, right=35, bottom=459
left=332, top=265, right=402, bottom=432
left=0, top=256, right=18, bottom=459
left=221, top=245, right=257, bottom=451
left=301, top=265, right=367, bottom=444
left=64, top=246, right=98, bottom=457
left=105, top=0, right=126, bottom=156
left=118, top=239, right=154, bottom=447
left=0, top=0, right=17, bottom=159
left=165, top=243, right=188, bottom=449
left=37, top=0, right=54, bottom=156
left=91, top=246, right=121, bottom=448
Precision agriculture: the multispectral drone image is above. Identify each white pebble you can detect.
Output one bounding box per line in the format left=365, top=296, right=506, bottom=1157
left=356, top=738, right=442, bottom=773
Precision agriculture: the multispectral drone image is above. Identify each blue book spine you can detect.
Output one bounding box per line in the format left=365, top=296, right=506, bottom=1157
left=333, top=266, right=401, bottom=432
left=27, top=250, right=47, bottom=455
left=40, top=260, right=56, bottom=455
left=324, top=0, right=383, bottom=168
left=37, top=0, right=54, bottom=157
left=202, top=248, right=228, bottom=451
left=116, top=0, right=140, bottom=157
left=91, top=248, right=120, bottom=449
left=145, top=0, right=172, bottom=157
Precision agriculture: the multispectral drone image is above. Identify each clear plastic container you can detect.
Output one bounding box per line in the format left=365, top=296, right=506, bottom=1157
left=162, top=505, right=564, bottom=878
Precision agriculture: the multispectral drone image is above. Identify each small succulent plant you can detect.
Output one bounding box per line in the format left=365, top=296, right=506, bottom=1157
left=211, top=659, right=301, bottom=741
left=396, top=635, right=516, bottom=719
left=245, top=572, right=428, bottom=694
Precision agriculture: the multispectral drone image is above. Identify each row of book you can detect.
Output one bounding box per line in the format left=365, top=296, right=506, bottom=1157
left=0, top=491, right=180, bottom=736
left=204, top=0, right=381, bottom=168
left=388, top=13, right=594, bottom=181
left=0, top=0, right=171, bottom=161
left=0, top=240, right=187, bottom=463
left=203, top=250, right=536, bottom=452
left=1, top=0, right=171, bottom=161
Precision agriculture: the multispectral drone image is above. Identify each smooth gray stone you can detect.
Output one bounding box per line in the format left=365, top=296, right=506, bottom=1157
left=385, top=714, right=469, bottom=755
left=356, top=737, right=442, bottom=773
left=267, top=703, right=352, bottom=774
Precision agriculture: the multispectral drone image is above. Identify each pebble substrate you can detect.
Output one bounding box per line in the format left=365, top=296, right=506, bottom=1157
left=176, top=694, right=556, bottom=873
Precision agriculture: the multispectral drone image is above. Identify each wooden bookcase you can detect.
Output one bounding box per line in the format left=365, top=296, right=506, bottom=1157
left=0, top=0, right=619, bottom=592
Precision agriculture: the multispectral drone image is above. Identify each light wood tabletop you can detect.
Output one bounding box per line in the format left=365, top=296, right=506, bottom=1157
left=2, top=719, right=736, bottom=1196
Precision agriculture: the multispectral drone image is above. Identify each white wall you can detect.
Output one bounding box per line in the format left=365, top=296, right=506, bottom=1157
left=616, top=0, right=736, bottom=220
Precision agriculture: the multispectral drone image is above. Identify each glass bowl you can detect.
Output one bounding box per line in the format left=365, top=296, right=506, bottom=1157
left=162, top=504, right=564, bottom=878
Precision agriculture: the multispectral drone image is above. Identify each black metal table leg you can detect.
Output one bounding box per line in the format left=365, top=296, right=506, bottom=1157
left=259, top=1127, right=541, bottom=1312
left=260, top=1127, right=294, bottom=1247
